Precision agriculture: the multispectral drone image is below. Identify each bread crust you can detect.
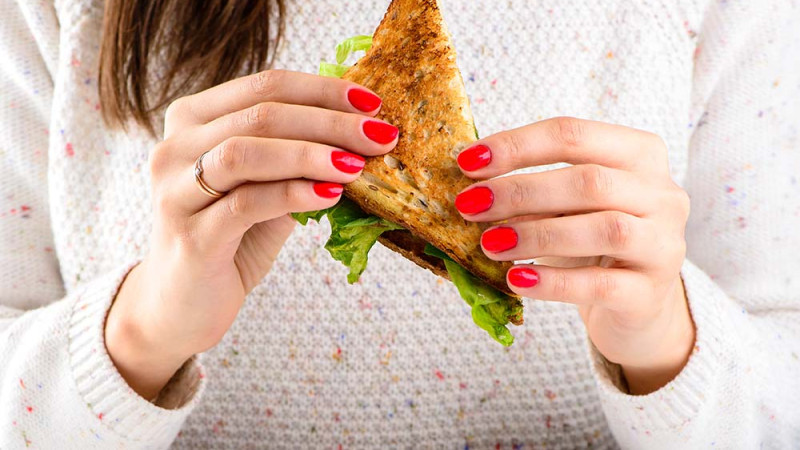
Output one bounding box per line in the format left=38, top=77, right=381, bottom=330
left=342, top=0, right=515, bottom=296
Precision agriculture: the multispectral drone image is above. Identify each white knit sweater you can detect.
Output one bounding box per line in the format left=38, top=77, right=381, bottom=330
left=2, top=0, right=799, bottom=448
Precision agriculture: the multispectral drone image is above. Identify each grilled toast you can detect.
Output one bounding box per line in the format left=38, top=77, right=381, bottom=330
left=342, top=0, right=516, bottom=296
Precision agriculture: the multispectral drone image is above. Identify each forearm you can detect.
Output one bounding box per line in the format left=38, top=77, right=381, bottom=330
left=106, top=262, right=190, bottom=400
left=594, top=260, right=800, bottom=449
left=1, top=264, right=203, bottom=447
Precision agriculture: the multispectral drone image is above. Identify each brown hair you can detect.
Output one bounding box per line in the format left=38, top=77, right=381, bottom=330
left=99, top=0, right=285, bottom=135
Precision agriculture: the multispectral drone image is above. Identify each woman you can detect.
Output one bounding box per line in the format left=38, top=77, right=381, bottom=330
left=1, top=0, right=798, bottom=448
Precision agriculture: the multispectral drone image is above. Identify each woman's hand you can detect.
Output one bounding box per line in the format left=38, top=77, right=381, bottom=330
left=106, top=70, right=398, bottom=400
left=455, top=117, right=695, bottom=395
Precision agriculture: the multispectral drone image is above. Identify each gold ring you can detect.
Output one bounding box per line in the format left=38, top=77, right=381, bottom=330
left=194, top=151, right=226, bottom=199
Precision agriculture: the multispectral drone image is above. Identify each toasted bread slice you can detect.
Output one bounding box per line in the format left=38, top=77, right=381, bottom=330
left=342, top=0, right=515, bottom=296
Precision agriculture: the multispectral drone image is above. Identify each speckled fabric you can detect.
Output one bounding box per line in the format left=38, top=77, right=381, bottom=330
left=1, top=0, right=799, bottom=448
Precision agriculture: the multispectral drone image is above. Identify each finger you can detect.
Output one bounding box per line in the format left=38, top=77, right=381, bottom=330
left=504, top=264, right=652, bottom=312
left=193, top=180, right=343, bottom=247
left=200, top=102, right=399, bottom=158
left=456, top=117, right=668, bottom=178
left=176, top=138, right=365, bottom=213
left=479, top=211, right=655, bottom=264
left=165, top=70, right=382, bottom=132
left=455, top=164, right=658, bottom=221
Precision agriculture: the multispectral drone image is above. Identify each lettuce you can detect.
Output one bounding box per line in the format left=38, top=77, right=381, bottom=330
left=335, top=35, right=373, bottom=64
left=293, top=209, right=332, bottom=226
left=424, top=244, right=520, bottom=347
left=324, top=200, right=403, bottom=283
left=318, top=35, right=373, bottom=78
left=319, top=63, right=351, bottom=79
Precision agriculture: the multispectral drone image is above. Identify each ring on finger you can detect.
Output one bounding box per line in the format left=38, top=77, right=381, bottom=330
left=194, top=151, right=227, bottom=199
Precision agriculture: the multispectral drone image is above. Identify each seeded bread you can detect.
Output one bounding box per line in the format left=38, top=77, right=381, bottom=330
left=342, top=0, right=516, bottom=297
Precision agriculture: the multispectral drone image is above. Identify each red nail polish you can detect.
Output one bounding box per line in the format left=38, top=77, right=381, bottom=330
left=331, top=151, right=365, bottom=174
left=455, top=187, right=494, bottom=214
left=348, top=89, right=382, bottom=112
left=482, top=227, right=518, bottom=253
left=314, top=182, right=343, bottom=198
left=458, top=145, right=492, bottom=171
left=508, top=267, right=540, bottom=288
left=363, top=120, right=399, bottom=145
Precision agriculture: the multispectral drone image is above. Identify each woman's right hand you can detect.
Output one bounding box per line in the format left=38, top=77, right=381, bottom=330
left=105, top=70, right=398, bottom=400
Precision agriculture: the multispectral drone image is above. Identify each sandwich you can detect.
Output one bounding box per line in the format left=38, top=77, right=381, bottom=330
left=294, top=0, right=524, bottom=346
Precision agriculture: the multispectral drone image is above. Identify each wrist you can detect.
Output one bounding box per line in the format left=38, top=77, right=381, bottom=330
left=621, top=279, right=695, bottom=395
left=105, top=262, right=191, bottom=400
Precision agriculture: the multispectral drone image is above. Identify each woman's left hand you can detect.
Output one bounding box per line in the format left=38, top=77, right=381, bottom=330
left=455, top=117, right=695, bottom=395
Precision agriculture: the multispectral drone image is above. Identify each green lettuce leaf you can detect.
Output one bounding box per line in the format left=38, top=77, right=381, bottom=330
left=318, top=35, right=373, bottom=78
left=292, top=208, right=333, bottom=226
left=294, top=199, right=402, bottom=284
left=324, top=200, right=403, bottom=283
left=319, top=62, right=351, bottom=78
left=335, top=35, right=373, bottom=64
left=424, top=244, right=519, bottom=347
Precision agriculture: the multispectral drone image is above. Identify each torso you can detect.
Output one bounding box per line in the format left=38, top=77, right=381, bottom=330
left=49, top=0, right=703, bottom=447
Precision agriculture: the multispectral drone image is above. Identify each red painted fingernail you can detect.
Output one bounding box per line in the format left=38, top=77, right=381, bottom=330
left=363, top=120, right=399, bottom=145
left=482, top=227, right=519, bottom=253
left=508, top=267, right=540, bottom=288
left=348, top=89, right=382, bottom=112
left=458, top=145, right=492, bottom=171
left=455, top=187, right=494, bottom=214
left=331, top=151, right=365, bottom=174
left=313, top=182, right=343, bottom=198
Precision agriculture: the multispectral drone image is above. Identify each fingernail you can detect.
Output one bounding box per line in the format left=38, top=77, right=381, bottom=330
left=458, top=144, right=492, bottom=171
left=331, top=151, right=365, bottom=174
left=363, top=120, right=399, bottom=145
left=455, top=186, right=494, bottom=214
left=482, top=227, right=518, bottom=253
left=508, top=267, right=540, bottom=288
left=348, top=88, right=382, bottom=112
left=314, top=182, right=343, bottom=198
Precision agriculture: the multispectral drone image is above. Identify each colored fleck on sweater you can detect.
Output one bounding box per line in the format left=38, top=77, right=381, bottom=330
left=1, top=0, right=799, bottom=448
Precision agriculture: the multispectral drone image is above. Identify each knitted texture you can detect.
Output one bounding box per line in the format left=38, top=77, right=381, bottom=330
left=1, top=0, right=799, bottom=448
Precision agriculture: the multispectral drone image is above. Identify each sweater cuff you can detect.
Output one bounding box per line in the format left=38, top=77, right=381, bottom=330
left=590, top=259, right=726, bottom=432
left=67, top=262, right=205, bottom=442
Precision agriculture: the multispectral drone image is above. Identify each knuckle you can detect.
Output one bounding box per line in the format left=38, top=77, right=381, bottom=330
left=164, top=97, right=190, bottom=123
left=576, top=164, right=612, bottom=200
left=327, top=112, right=349, bottom=137
left=507, top=178, right=531, bottom=210
left=605, top=212, right=633, bottom=251
left=671, top=238, right=688, bottom=263
left=319, top=78, right=334, bottom=102
left=295, top=141, right=317, bottom=169
left=551, top=271, right=571, bottom=298
left=674, top=187, right=691, bottom=218
left=225, top=188, right=253, bottom=218
left=148, top=141, right=172, bottom=177
left=648, top=132, right=669, bottom=155
left=282, top=181, right=304, bottom=207
left=244, top=102, right=278, bottom=130
left=592, top=273, right=618, bottom=303
left=501, top=131, right=526, bottom=168
left=215, top=137, right=247, bottom=174
left=550, top=116, right=585, bottom=148
left=251, top=69, right=283, bottom=98
left=533, top=222, right=556, bottom=251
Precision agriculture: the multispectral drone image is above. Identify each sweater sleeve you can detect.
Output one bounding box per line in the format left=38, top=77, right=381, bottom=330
left=0, top=1, right=204, bottom=448
left=591, top=1, right=800, bottom=448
